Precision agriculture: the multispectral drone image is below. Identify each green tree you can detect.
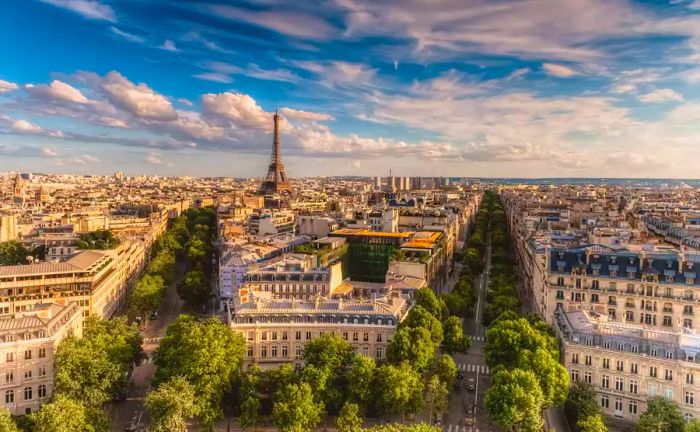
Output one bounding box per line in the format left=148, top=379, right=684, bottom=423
left=413, top=288, right=447, bottom=319
left=239, top=396, right=262, bottom=431
left=364, top=425, right=440, bottom=432
left=375, top=362, right=424, bottom=421
left=154, top=232, right=182, bottom=254
left=130, top=274, right=165, bottom=319
left=31, top=395, right=109, bottom=432
left=145, top=377, right=196, bottom=432
left=0, top=407, right=19, bottom=432
left=336, top=402, right=363, bottom=432
left=186, top=237, right=207, bottom=263
left=0, top=240, right=29, bottom=265
left=442, top=291, right=469, bottom=317
left=154, top=315, right=246, bottom=430
left=431, top=355, right=457, bottom=387
left=424, top=376, right=449, bottom=419
left=400, top=306, right=443, bottom=345
left=441, top=316, right=470, bottom=354
left=484, top=369, right=544, bottom=432
left=180, top=269, right=210, bottom=307
left=77, top=229, right=120, bottom=250
left=635, top=397, right=685, bottom=432
left=272, top=382, right=325, bottom=432
left=303, top=333, right=355, bottom=372
left=346, top=354, right=377, bottom=408
left=148, top=251, right=176, bottom=285
left=565, top=381, right=600, bottom=427
left=484, top=317, right=558, bottom=369
left=686, top=419, right=700, bottom=432
left=387, top=326, right=436, bottom=371
left=55, top=317, right=141, bottom=407
left=517, top=348, right=569, bottom=407
left=577, top=414, right=608, bottom=432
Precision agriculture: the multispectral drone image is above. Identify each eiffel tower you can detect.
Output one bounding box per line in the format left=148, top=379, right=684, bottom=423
left=259, top=110, right=292, bottom=195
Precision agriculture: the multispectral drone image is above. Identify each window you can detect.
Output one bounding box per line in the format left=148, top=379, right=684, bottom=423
left=615, top=398, right=623, bottom=412
left=630, top=380, right=638, bottom=394
left=687, top=392, right=695, bottom=406
left=665, top=369, right=673, bottom=381
left=5, top=371, right=12, bottom=384
left=246, top=346, right=253, bottom=357
left=602, top=358, right=610, bottom=369
left=376, top=334, right=383, bottom=343
left=261, top=332, right=267, bottom=341
left=376, top=347, right=383, bottom=359
left=282, top=346, right=288, bottom=357
left=572, top=354, right=579, bottom=364
left=6, top=353, right=13, bottom=362
left=601, top=395, right=609, bottom=409
left=38, top=348, right=46, bottom=359
left=271, top=332, right=277, bottom=341
left=629, top=401, right=637, bottom=415
left=650, top=366, right=658, bottom=378
left=616, top=360, right=624, bottom=371
left=4, top=390, right=13, bottom=404
left=363, top=333, right=369, bottom=342
left=271, top=346, right=277, bottom=358
left=362, top=346, right=368, bottom=356
left=592, top=280, right=600, bottom=290
left=685, top=319, right=693, bottom=329
left=602, top=375, right=610, bottom=388
left=282, top=332, right=288, bottom=341
left=38, top=385, right=46, bottom=399
left=663, top=316, right=673, bottom=326
left=688, top=373, right=695, bottom=385
left=23, top=387, right=32, bottom=401
left=584, top=371, right=592, bottom=384
left=261, top=346, right=267, bottom=358
left=557, top=277, right=565, bottom=286
left=306, top=331, right=311, bottom=340
left=603, top=341, right=611, bottom=349
left=615, top=377, right=624, bottom=391
left=342, top=332, right=348, bottom=341
left=571, top=370, right=579, bottom=381
left=665, top=387, right=673, bottom=400
left=353, top=332, right=359, bottom=342
left=556, top=290, right=564, bottom=300
left=295, top=331, right=301, bottom=340
left=24, top=370, right=32, bottom=380
left=591, top=294, right=599, bottom=303
left=626, top=311, right=634, bottom=322
left=649, top=384, right=658, bottom=397
left=685, top=305, right=694, bottom=315
left=631, top=363, right=638, bottom=374
left=585, top=355, right=592, bottom=366
left=666, top=351, right=674, bottom=359
left=296, top=345, right=302, bottom=358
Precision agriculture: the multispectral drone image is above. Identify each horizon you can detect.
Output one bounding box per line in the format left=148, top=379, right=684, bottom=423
left=2, top=0, right=700, bottom=177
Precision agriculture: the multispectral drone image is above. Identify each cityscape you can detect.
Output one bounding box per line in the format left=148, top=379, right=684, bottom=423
left=2, top=1, right=700, bottom=432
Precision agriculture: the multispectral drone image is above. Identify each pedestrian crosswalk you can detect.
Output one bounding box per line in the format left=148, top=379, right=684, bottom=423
left=457, top=363, right=490, bottom=374
left=442, top=425, right=479, bottom=432
left=467, top=335, right=485, bottom=342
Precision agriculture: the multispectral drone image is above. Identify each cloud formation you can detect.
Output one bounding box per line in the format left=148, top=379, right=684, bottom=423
left=40, top=0, right=115, bottom=22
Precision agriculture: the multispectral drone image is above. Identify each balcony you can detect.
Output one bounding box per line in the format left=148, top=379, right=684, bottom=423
left=663, top=307, right=673, bottom=313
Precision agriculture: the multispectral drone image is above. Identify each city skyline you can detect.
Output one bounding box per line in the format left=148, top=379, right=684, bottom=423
left=1, top=0, right=700, bottom=178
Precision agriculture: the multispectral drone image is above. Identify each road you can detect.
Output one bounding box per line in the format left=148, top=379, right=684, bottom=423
left=443, top=229, right=497, bottom=432
left=109, top=260, right=186, bottom=432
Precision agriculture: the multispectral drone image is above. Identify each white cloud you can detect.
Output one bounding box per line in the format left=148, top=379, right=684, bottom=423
left=638, top=89, right=684, bottom=103
left=209, top=5, right=335, bottom=40
left=542, top=63, right=578, bottom=78
left=292, top=60, right=378, bottom=90
left=110, top=26, right=145, bottom=43
left=178, top=98, right=193, bottom=107
left=201, top=92, right=270, bottom=129
left=26, top=80, right=89, bottom=104
left=39, top=0, right=115, bottom=22
left=279, top=108, right=334, bottom=122
left=42, top=148, right=58, bottom=157
left=81, top=154, right=100, bottom=162
left=193, top=73, right=233, bottom=83
left=145, top=151, right=164, bottom=165
left=0, top=80, right=18, bottom=94
left=11, top=119, right=43, bottom=134
left=161, top=40, right=178, bottom=51
left=101, top=71, right=177, bottom=121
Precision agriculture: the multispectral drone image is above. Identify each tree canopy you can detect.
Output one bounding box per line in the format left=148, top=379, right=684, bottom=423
left=77, top=229, right=120, bottom=250
left=635, top=398, right=685, bottom=432
left=485, top=368, right=544, bottom=432
left=31, top=395, right=109, bottom=432
left=145, top=377, right=196, bottom=432
left=272, top=382, right=325, bottom=432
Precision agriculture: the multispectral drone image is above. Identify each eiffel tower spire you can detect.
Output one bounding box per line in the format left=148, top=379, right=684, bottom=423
left=260, top=110, right=291, bottom=195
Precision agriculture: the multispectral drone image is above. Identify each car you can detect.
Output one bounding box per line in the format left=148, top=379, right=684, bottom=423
left=149, top=311, right=158, bottom=320
left=466, top=383, right=476, bottom=391
left=462, top=416, right=475, bottom=427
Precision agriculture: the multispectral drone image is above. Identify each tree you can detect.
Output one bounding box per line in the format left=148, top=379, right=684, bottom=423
left=484, top=317, right=558, bottom=369
left=346, top=354, right=377, bottom=408
left=686, top=419, right=700, bottom=432
left=577, top=414, right=607, bottom=432
left=76, top=229, right=119, bottom=250
left=414, top=288, right=447, bottom=319
left=635, top=398, right=685, bottom=432
left=0, top=407, right=19, bottom=432
left=187, top=237, right=207, bottom=263
left=303, top=333, right=355, bottom=372
left=145, top=377, right=196, bottom=432
left=154, top=315, right=246, bottom=430
left=517, top=348, right=569, bottom=407
left=364, top=425, right=440, bottom=432
left=375, top=362, right=424, bottom=421
left=148, top=252, right=176, bottom=285
left=565, top=381, right=600, bottom=427
left=272, top=382, right=325, bottom=432
left=31, top=395, right=109, bottom=432
left=154, top=232, right=182, bottom=254
left=130, top=274, right=165, bottom=318
left=442, top=316, right=470, bottom=354
left=400, top=306, right=443, bottom=345
left=484, top=369, right=544, bottom=432
left=239, top=396, right=262, bottom=431
left=431, top=355, right=457, bottom=388
left=387, top=326, right=436, bottom=371
left=424, top=376, right=449, bottom=419
left=55, top=317, right=141, bottom=407
left=0, top=241, right=29, bottom=265
left=336, top=402, right=363, bottom=432
left=180, top=269, right=210, bottom=307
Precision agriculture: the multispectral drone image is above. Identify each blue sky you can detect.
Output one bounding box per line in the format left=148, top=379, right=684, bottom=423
left=1, top=0, right=700, bottom=178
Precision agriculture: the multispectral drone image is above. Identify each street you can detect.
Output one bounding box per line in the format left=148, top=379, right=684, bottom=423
left=108, top=260, right=187, bottom=432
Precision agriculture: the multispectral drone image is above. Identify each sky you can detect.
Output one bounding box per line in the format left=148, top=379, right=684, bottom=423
left=1, top=0, right=700, bottom=178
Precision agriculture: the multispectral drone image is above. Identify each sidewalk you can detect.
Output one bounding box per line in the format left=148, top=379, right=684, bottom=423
left=545, top=407, right=571, bottom=432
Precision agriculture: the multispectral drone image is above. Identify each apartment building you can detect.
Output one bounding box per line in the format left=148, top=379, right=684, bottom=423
left=0, top=250, right=126, bottom=319
left=556, top=308, right=700, bottom=424
left=0, top=302, right=83, bottom=415
left=230, top=291, right=410, bottom=369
